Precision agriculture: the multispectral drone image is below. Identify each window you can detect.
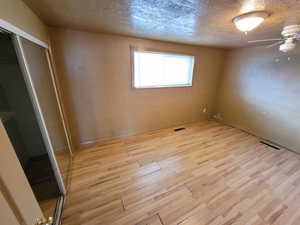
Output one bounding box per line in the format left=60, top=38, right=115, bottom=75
left=133, top=50, right=195, bottom=88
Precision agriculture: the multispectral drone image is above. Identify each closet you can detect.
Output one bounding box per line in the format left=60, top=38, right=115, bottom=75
left=0, top=30, right=71, bottom=224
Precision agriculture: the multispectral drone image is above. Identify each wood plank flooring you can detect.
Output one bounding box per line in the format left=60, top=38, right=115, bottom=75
left=62, top=121, right=300, bottom=225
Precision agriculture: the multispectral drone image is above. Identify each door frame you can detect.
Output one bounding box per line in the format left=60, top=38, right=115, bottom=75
left=0, top=19, right=48, bottom=48
left=0, top=18, right=73, bottom=192
left=0, top=19, right=70, bottom=225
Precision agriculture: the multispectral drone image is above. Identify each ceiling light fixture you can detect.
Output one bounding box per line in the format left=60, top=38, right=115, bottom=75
left=232, top=10, right=270, bottom=32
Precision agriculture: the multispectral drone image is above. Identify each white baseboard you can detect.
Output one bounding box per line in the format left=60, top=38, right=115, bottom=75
left=214, top=118, right=298, bottom=154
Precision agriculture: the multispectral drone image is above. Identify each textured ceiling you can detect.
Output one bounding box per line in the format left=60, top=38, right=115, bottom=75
left=22, top=0, right=300, bottom=47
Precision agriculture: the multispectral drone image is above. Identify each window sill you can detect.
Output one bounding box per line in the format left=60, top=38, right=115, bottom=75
left=133, top=84, right=193, bottom=89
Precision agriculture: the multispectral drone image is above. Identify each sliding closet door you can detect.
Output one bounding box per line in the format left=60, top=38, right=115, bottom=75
left=16, top=37, right=71, bottom=192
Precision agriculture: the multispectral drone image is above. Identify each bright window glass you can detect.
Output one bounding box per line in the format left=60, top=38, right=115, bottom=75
left=133, top=50, right=194, bottom=88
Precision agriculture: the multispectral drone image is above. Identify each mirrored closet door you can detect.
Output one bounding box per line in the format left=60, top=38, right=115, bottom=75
left=17, top=36, right=72, bottom=189
left=0, top=31, right=72, bottom=224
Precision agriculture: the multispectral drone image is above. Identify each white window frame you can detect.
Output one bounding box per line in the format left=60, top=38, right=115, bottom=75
left=131, top=48, right=195, bottom=89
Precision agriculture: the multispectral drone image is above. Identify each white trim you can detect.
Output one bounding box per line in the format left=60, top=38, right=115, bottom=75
left=0, top=19, right=48, bottom=48
left=13, top=35, right=66, bottom=195
left=133, top=84, right=193, bottom=89
left=46, top=50, right=73, bottom=157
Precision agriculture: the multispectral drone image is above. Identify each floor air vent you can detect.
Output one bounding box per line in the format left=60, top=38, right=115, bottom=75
left=260, top=141, right=281, bottom=150
left=174, top=127, right=185, bottom=132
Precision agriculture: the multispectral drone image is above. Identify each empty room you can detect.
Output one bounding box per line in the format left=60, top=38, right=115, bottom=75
left=1, top=0, right=300, bottom=225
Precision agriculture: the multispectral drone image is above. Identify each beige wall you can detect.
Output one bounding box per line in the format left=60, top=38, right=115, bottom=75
left=215, top=45, right=300, bottom=152
left=49, top=28, right=226, bottom=148
left=0, top=0, right=48, bottom=43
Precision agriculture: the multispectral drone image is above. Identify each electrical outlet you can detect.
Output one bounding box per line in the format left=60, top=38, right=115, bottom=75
left=213, top=113, right=223, bottom=121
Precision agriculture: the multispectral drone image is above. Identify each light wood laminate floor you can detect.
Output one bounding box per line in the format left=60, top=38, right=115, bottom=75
left=63, top=121, right=300, bottom=225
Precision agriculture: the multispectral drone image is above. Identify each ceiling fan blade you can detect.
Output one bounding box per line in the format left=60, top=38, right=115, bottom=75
left=248, top=38, right=284, bottom=43
left=265, top=40, right=285, bottom=48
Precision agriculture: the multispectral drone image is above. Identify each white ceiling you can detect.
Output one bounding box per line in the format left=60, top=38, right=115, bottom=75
left=23, top=0, right=300, bottom=47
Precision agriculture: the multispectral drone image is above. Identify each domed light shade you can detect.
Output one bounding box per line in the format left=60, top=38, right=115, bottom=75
left=232, top=11, right=269, bottom=32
